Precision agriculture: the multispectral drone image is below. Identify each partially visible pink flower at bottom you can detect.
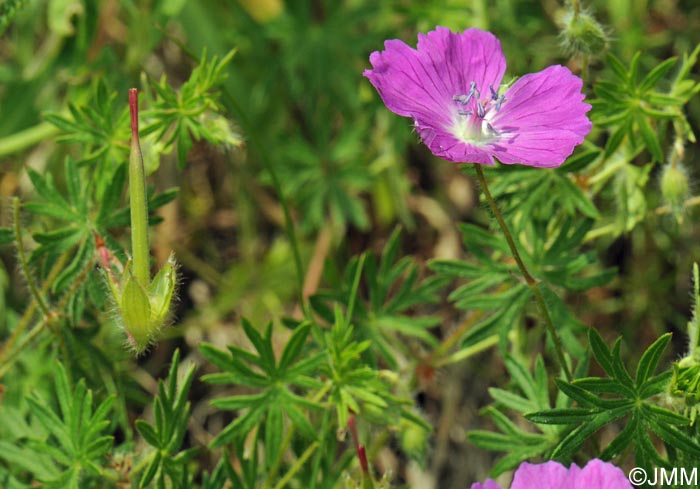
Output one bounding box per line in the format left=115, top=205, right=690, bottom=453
left=472, top=459, right=632, bottom=489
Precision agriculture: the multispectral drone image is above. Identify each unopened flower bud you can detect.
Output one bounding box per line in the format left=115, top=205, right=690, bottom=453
left=560, top=10, right=609, bottom=56
left=661, top=163, right=689, bottom=215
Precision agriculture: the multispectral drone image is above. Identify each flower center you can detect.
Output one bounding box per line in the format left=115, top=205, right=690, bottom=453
left=449, top=81, right=506, bottom=146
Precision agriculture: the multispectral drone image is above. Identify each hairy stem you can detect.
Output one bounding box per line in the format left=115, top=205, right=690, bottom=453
left=0, top=248, right=70, bottom=375
left=473, top=164, right=573, bottom=381
left=571, top=0, right=581, bottom=19
left=13, top=197, right=50, bottom=317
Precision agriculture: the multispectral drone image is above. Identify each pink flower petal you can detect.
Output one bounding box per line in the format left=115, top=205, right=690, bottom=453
left=471, top=479, right=504, bottom=489
left=570, top=459, right=633, bottom=489
left=416, top=124, right=495, bottom=165
left=364, top=27, right=506, bottom=153
left=415, top=27, right=507, bottom=103
left=489, top=65, right=592, bottom=167
left=510, top=461, right=570, bottom=489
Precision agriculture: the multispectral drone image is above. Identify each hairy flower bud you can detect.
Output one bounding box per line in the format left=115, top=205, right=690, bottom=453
left=560, top=10, right=609, bottom=56
left=661, top=163, right=689, bottom=218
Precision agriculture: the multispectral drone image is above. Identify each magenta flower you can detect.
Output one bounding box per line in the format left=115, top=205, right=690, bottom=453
left=364, top=27, right=592, bottom=168
left=471, top=459, right=632, bottom=489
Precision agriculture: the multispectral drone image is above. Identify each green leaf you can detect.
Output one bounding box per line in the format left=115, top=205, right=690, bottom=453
left=555, top=177, right=599, bottom=218
left=488, top=388, right=533, bottom=414
left=555, top=379, right=632, bottom=410
left=606, top=53, right=629, bottom=81
left=551, top=406, right=630, bottom=458
left=135, top=420, right=160, bottom=447
left=600, top=412, right=639, bottom=460
left=0, top=227, right=13, bottom=245
left=646, top=418, right=700, bottom=457
left=134, top=349, right=195, bottom=486
left=265, top=403, right=284, bottom=468
left=242, top=320, right=276, bottom=373
left=525, top=407, right=596, bottom=425
left=26, top=168, right=76, bottom=219
left=639, top=57, right=677, bottom=92
left=635, top=111, right=663, bottom=162
left=604, top=116, right=632, bottom=157
left=588, top=329, right=616, bottom=378
left=635, top=333, right=672, bottom=385
left=278, top=322, right=311, bottom=372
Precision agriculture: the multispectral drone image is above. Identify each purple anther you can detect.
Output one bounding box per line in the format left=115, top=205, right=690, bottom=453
left=486, top=122, right=499, bottom=135
left=477, top=101, right=486, bottom=118
left=489, top=85, right=498, bottom=100
left=495, top=95, right=506, bottom=111
left=458, top=109, right=473, bottom=116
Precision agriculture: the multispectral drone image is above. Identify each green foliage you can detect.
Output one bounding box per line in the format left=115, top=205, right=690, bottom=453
left=44, top=80, right=129, bottom=166
left=2, top=1, right=700, bottom=487
left=0, top=363, right=114, bottom=488
left=0, top=0, right=26, bottom=36
left=143, top=49, right=241, bottom=167
left=135, top=349, right=197, bottom=488
left=430, top=218, right=614, bottom=354
left=526, top=330, right=699, bottom=470
left=312, top=229, right=447, bottom=368
left=592, top=48, right=700, bottom=162
left=321, top=309, right=421, bottom=431
left=201, top=321, right=324, bottom=457
left=468, top=355, right=573, bottom=476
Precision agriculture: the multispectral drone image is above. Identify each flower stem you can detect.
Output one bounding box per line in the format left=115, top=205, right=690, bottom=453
left=128, top=88, right=150, bottom=286
left=0, top=121, right=58, bottom=158
left=571, top=0, right=581, bottom=19
left=473, top=164, right=573, bottom=381
left=13, top=197, right=50, bottom=318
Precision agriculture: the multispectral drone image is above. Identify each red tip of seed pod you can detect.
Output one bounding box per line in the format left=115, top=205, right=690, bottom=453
left=357, top=445, right=369, bottom=474
left=128, top=88, right=139, bottom=137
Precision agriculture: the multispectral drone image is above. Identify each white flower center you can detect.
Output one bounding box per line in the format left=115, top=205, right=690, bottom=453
left=448, top=81, right=505, bottom=146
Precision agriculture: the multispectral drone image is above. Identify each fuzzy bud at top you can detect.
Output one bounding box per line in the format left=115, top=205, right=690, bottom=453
left=560, top=10, right=609, bottom=56
left=660, top=162, right=689, bottom=218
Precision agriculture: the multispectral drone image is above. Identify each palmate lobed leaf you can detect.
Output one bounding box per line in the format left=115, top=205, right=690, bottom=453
left=550, top=406, right=632, bottom=459
left=635, top=333, right=672, bottom=385
left=19, top=363, right=115, bottom=486
left=524, top=330, right=695, bottom=467
left=135, top=350, right=198, bottom=488
left=202, top=321, right=324, bottom=452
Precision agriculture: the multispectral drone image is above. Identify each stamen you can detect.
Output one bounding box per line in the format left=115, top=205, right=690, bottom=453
left=477, top=101, right=485, bottom=118
left=495, top=95, right=506, bottom=111
left=489, top=85, right=498, bottom=100
left=453, top=81, right=481, bottom=107
left=458, top=109, right=472, bottom=116
left=486, top=122, right=499, bottom=135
